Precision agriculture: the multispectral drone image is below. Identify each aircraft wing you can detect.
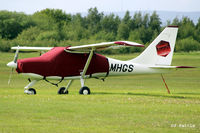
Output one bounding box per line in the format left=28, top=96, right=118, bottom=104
left=66, top=41, right=144, bottom=52
left=11, top=41, right=144, bottom=52
left=11, top=46, right=53, bottom=51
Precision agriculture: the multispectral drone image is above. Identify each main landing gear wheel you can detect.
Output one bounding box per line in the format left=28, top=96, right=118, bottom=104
left=79, top=86, right=91, bottom=95
left=28, top=88, right=36, bottom=95
left=58, top=87, right=69, bottom=94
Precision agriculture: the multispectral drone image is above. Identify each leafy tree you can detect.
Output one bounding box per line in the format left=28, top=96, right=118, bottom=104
left=101, top=14, right=120, bottom=35
left=172, top=17, right=180, bottom=26
left=196, top=18, right=200, bottom=29
left=91, top=31, right=116, bottom=41
left=17, top=26, right=42, bottom=41
left=0, top=8, right=200, bottom=53
left=63, top=13, right=89, bottom=41
left=178, top=17, right=195, bottom=39
left=39, top=8, right=71, bottom=23
left=132, top=12, right=143, bottom=29
left=33, top=9, right=71, bottom=41
left=176, top=37, right=200, bottom=52
left=36, top=31, right=59, bottom=41
left=142, top=14, right=149, bottom=28
left=32, top=11, right=56, bottom=31
left=117, top=11, right=132, bottom=40
left=138, top=26, right=152, bottom=44
left=0, top=39, right=10, bottom=51
left=149, top=11, right=161, bottom=32
left=117, top=22, right=129, bottom=40
left=0, top=18, right=22, bottom=39
left=0, top=11, right=34, bottom=39
left=128, top=30, right=142, bottom=43
left=194, top=18, right=200, bottom=42
left=123, top=11, right=131, bottom=25
left=71, top=13, right=85, bottom=27
left=86, top=7, right=103, bottom=34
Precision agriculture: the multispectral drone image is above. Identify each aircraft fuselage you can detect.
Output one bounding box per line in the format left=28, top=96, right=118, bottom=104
left=15, top=47, right=166, bottom=80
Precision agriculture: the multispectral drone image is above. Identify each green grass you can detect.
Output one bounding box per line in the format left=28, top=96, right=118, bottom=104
left=0, top=52, right=200, bottom=133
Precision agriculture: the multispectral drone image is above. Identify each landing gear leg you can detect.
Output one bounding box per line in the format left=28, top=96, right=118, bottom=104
left=58, top=80, right=73, bottom=95
left=78, top=49, right=94, bottom=95
left=24, top=80, right=38, bottom=95
left=79, top=76, right=90, bottom=95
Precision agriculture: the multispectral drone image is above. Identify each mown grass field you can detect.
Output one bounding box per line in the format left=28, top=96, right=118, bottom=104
left=0, top=52, right=200, bottom=133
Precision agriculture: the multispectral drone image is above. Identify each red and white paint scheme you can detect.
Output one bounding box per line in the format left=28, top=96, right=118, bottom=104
left=7, top=26, right=193, bottom=95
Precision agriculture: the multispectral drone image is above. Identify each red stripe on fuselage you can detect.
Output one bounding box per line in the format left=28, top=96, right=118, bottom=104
left=16, top=47, right=109, bottom=77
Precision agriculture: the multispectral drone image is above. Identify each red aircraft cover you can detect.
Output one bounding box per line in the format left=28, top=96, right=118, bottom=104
left=16, top=47, right=109, bottom=77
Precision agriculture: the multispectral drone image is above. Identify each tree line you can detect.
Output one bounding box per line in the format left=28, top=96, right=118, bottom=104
left=0, top=7, right=200, bottom=53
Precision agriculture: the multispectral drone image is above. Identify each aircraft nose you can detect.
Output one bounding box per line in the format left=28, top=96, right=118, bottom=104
left=7, top=61, right=17, bottom=68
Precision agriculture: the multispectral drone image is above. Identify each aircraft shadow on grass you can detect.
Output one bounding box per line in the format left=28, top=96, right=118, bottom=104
left=174, top=92, right=200, bottom=95
left=92, top=92, right=199, bottom=99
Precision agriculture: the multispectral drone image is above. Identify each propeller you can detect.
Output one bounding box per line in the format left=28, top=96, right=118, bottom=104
left=7, top=46, right=19, bottom=85
left=13, top=46, right=19, bottom=63
left=8, top=68, right=13, bottom=85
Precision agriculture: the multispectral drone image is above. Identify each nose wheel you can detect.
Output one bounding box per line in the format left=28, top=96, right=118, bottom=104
left=28, top=88, right=36, bottom=95
left=24, top=88, right=36, bottom=95
left=24, top=80, right=38, bottom=95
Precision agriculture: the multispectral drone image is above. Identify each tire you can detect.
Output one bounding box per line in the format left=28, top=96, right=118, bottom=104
left=79, top=86, right=90, bottom=95
left=28, top=88, right=36, bottom=95
left=64, top=89, right=69, bottom=94
left=58, top=87, right=68, bottom=94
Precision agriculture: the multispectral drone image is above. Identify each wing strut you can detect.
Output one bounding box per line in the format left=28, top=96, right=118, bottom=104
left=80, top=48, right=95, bottom=87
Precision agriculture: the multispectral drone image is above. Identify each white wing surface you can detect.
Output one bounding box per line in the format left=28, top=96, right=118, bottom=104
left=66, top=41, right=144, bottom=52
left=11, top=41, right=144, bottom=52
left=11, top=46, right=53, bottom=51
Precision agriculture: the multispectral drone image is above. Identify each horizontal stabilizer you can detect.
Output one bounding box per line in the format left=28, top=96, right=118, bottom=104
left=150, top=66, right=196, bottom=69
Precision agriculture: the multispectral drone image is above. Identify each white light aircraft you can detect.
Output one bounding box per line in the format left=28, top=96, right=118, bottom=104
left=7, top=26, right=194, bottom=95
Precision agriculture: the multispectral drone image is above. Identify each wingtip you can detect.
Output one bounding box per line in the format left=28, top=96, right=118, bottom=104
left=167, top=25, right=179, bottom=28
left=114, top=41, right=145, bottom=47
left=176, top=66, right=196, bottom=68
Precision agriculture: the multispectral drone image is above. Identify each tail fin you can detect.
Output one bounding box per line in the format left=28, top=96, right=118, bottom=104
left=130, top=26, right=178, bottom=66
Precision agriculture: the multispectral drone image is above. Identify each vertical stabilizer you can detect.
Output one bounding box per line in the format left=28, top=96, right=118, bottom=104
left=130, top=26, right=178, bottom=66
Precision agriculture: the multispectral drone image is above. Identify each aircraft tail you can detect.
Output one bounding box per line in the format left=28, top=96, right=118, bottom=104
left=130, top=26, right=178, bottom=66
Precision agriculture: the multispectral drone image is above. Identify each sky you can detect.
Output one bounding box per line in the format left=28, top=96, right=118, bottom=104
left=0, top=0, right=200, bottom=14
